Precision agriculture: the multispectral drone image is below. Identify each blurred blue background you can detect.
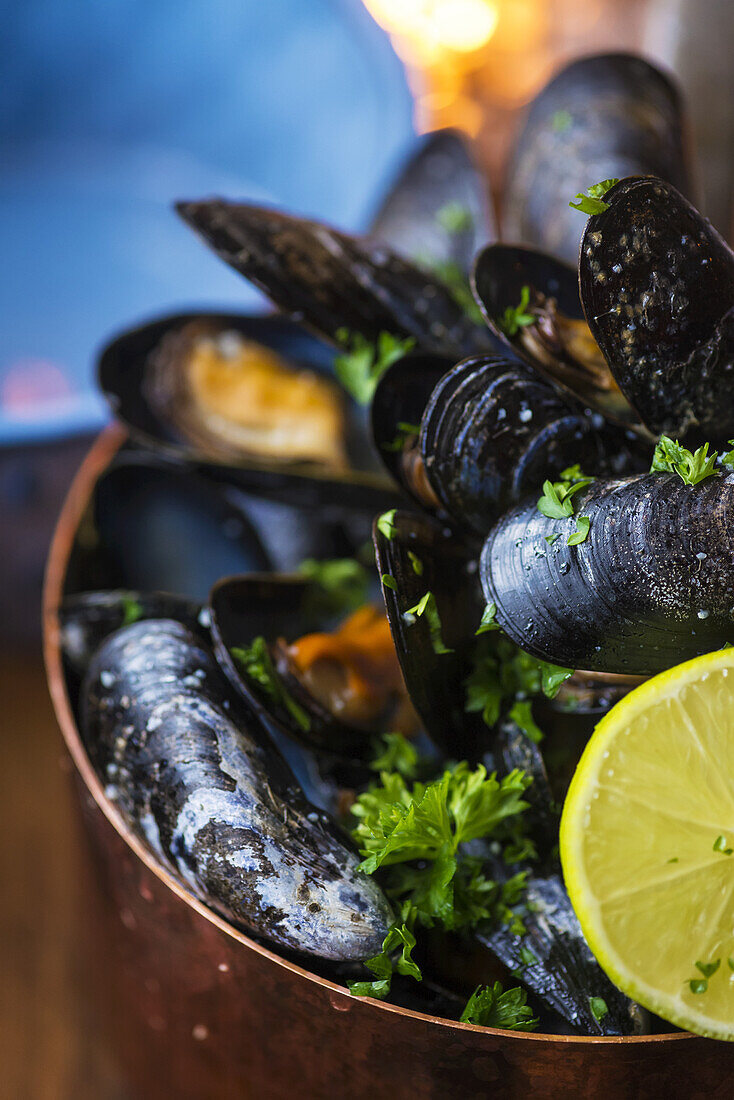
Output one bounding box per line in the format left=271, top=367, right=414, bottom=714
left=1, top=0, right=414, bottom=444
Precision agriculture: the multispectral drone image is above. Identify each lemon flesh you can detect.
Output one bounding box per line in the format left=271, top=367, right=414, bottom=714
left=561, top=649, right=734, bottom=1040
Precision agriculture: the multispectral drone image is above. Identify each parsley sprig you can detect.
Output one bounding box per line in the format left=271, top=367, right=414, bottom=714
left=334, top=330, right=415, bottom=405
left=347, top=917, right=422, bottom=1000
left=370, top=732, right=419, bottom=780
left=231, top=637, right=311, bottom=732
left=498, top=285, right=536, bottom=337
left=569, top=178, right=620, bottom=215
left=380, top=421, right=422, bottom=453
left=537, top=464, right=593, bottom=546
left=461, top=981, right=539, bottom=1031
left=297, top=557, right=368, bottom=617
left=405, top=591, right=453, bottom=655
left=351, top=763, right=532, bottom=933
left=651, top=435, right=720, bottom=486
left=429, top=258, right=485, bottom=325
left=465, top=632, right=572, bottom=738
left=121, top=595, right=143, bottom=626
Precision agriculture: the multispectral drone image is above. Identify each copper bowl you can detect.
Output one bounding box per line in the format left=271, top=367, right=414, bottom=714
left=43, top=428, right=733, bottom=1099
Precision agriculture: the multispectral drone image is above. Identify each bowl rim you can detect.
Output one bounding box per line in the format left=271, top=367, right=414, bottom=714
left=43, top=425, right=691, bottom=1048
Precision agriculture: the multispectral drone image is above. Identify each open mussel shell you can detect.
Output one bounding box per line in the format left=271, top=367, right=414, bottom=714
left=209, top=574, right=383, bottom=760
left=91, top=450, right=272, bottom=600
left=59, top=589, right=204, bottom=678
left=419, top=354, right=642, bottom=537
left=579, top=177, right=734, bottom=444
left=503, top=52, right=691, bottom=267
left=373, top=510, right=486, bottom=759
left=481, top=472, right=734, bottom=675
left=82, top=618, right=393, bottom=961
left=176, top=200, right=493, bottom=360
left=473, top=243, right=643, bottom=430
left=99, top=311, right=400, bottom=512
left=368, top=128, right=495, bottom=274
left=370, top=351, right=451, bottom=511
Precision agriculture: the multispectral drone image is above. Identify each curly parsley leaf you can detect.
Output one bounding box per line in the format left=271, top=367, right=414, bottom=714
left=428, top=258, right=485, bottom=325
left=589, top=996, right=609, bottom=1023
left=370, top=732, right=419, bottom=780
left=405, top=591, right=453, bottom=655
left=381, top=573, right=398, bottom=591
left=231, top=638, right=311, bottom=732
left=569, top=178, right=620, bottom=215
left=297, top=557, right=368, bottom=616
left=335, top=330, right=416, bottom=405
left=713, top=834, right=733, bottom=855
left=464, top=634, right=572, bottom=730
left=537, top=467, right=594, bottom=520
left=348, top=919, right=422, bottom=999
left=476, top=601, right=499, bottom=634
left=352, top=764, right=532, bottom=933
left=461, top=981, right=539, bottom=1031
left=498, top=285, right=536, bottom=337
left=651, top=435, right=719, bottom=486
left=508, top=699, right=544, bottom=744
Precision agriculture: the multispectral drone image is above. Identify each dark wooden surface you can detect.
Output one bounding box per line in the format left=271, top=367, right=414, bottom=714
left=0, top=646, right=127, bottom=1100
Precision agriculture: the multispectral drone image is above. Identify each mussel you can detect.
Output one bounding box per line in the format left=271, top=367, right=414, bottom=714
left=368, top=128, right=494, bottom=276
left=473, top=243, right=644, bottom=430
left=82, top=618, right=393, bottom=961
left=176, top=201, right=493, bottom=360
left=579, top=177, right=734, bottom=445
left=481, top=470, right=734, bottom=675
left=210, top=573, right=418, bottom=761
left=99, top=312, right=398, bottom=514
left=503, top=53, right=692, bottom=267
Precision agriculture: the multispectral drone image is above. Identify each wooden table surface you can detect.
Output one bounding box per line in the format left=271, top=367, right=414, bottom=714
left=1, top=646, right=128, bottom=1100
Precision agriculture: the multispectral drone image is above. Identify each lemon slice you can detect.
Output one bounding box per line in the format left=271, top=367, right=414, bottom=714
left=560, top=648, right=734, bottom=1040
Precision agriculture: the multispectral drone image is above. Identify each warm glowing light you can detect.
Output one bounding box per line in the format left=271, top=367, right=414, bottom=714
left=363, top=0, right=499, bottom=57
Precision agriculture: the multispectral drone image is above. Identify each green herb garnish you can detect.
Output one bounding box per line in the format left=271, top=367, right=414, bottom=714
left=381, top=573, right=397, bottom=591
left=507, top=699, right=544, bottom=744
left=689, top=979, right=708, bottom=994
left=351, top=762, right=532, bottom=932
left=231, top=638, right=311, bottom=732
left=537, top=467, right=594, bottom=519
left=348, top=918, right=422, bottom=999
left=370, top=732, right=419, bottom=780
left=297, top=557, right=368, bottom=616
left=551, top=109, right=572, bottom=132
left=651, top=436, right=719, bottom=486
left=465, top=633, right=572, bottom=730
left=429, top=259, right=485, bottom=325
left=498, top=285, right=536, bottom=337
left=405, top=591, right=453, bottom=655
left=719, top=441, right=734, bottom=471
left=381, top=421, right=422, bottom=453
left=713, top=835, right=733, bottom=855
left=695, top=959, right=721, bottom=978
left=436, top=202, right=474, bottom=234
left=335, top=330, right=415, bottom=404
left=569, top=178, right=620, bottom=215
left=476, top=601, right=499, bottom=635
left=589, top=997, right=608, bottom=1023
left=407, top=551, right=424, bottom=576
left=121, top=595, right=143, bottom=626
left=567, top=515, right=590, bottom=546
left=461, top=982, right=539, bottom=1031
left=377, top=508, right=398, bottom=540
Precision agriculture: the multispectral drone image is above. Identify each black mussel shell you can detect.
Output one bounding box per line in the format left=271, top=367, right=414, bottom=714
left=368, top=128, right=495, bottom=274
left=82, top=618, right=392, bottom=961
left=99, top=311, right=400, bottom=512
left=473, top=868, right=643, bottom=1036
left=579, top=177, right=734, bottom=444
left=370, top=351, right=452, bottom=510
left=473, top=243, right=642, bottom=430
left=92, top=450, right=272, bottom=600
left=481, top=472, right=734, bottom=675
left=504, top=52, right=691, bottom=267
left=176, top=200, right=493, bottom=360
left=373, top=510, right=486, bottom=759
left=419, top=354, right=641, bottom=536
left=210, top=574, right=385, bottom=760
left=59, top=589, right=204, bottom=678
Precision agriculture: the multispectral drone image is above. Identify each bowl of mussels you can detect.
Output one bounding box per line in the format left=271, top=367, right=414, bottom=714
left=45, top=53, right=734, bottom=1099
